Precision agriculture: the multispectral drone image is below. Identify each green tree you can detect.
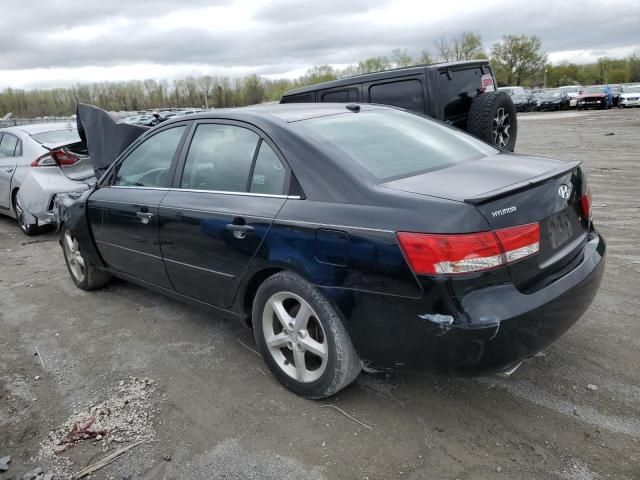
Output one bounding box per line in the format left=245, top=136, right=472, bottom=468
left=242, top=74, right=265, bottom=106
left=436, top=32, right=484, bottom=61
left=491, top=34, right=547, bottom=86
left=391, top=48, right=413, bottom=68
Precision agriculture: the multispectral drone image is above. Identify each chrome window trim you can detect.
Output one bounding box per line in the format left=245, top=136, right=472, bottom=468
left=106, top=185, right=300, bottom=199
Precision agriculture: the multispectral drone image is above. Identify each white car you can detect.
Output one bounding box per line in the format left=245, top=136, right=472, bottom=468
left=620, top=85, right=640, bottom=107
left=0, top=123, right=95, bottom=235
left=559, top=85, right=582, bottom=108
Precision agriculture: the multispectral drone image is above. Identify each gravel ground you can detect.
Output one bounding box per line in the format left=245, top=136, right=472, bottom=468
left=1, top=108, right=639, bottom=480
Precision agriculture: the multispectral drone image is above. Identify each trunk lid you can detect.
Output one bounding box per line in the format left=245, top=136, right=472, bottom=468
left=383, top=154, right=590, bottom=290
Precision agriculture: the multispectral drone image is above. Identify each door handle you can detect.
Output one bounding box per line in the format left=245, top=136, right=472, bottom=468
left=3, top=168, right=13, bottom=173
left=226, top=223, right=254, bottom=239
left=136, top=211, right=154, bottom=224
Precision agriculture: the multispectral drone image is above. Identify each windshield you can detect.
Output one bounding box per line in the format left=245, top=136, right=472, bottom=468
left=561, top=86, right=579, bottom=93
left=626, top=86, right=640, bottom=93
left=31, top=128, right=80, bottom=145
left=584, top=86, right=605, bottom=94
left=543, top=90, right=562, bottom=98
left=299, top=109, right=497, bottom=181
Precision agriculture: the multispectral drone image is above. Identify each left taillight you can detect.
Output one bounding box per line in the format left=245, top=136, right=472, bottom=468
left=397, top=223, right=540, bottom=275
left=31, top=148, right=79, bottom=167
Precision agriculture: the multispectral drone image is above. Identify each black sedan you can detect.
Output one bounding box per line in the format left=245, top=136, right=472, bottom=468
left=537, top=89, right=571, bottom=111
left=60, top=103, right=605, bottom=399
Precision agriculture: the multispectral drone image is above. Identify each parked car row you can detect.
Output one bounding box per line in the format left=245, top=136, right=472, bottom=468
left=121, top=108, right=205, bottom=126
left=499, top=83, right=640, bottom=111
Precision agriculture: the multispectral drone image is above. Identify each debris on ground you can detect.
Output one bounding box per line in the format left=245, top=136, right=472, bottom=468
left=0, top=455, right=10, bottom=471
left=587, top=384, right=598, bottom=391
left=74, top=440, right=144, bottom=479
left=22, top=468, right=54, bottom=480
left=34, top=378, right=157, bottom=478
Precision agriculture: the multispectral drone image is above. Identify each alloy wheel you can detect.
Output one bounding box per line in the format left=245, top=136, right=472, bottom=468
left=492, top=107, right=511, bottom=149
left=262, top=291, right=328, bottom=383
left=63, top=230, right=86, bottom=283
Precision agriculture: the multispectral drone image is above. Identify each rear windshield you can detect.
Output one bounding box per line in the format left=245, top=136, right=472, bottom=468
left=299, top=109, right=497, bottom=181
left=31, top=129, right=80, bottom=145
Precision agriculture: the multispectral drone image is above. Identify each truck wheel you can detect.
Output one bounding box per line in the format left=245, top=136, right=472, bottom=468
left=467, top=92, right=517, bottom=152
left=252, top=271, right=361, bottom=399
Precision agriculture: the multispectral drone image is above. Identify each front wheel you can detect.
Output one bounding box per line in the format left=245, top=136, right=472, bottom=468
left=61, top=227, right=111, bottom=291
left=252, top=271, right=361, bottom=399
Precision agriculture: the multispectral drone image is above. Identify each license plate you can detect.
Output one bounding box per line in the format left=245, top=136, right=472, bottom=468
left=547, top=211, right=574, bottom=249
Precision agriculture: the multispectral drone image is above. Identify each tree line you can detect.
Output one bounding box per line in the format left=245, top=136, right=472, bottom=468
left=2, top=33, right=639, bottom=118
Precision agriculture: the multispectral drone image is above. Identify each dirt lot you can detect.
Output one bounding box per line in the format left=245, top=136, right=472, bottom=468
left=1, top=108, right=639, bottom=480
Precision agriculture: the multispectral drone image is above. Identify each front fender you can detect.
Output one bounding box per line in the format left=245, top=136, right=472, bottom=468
left=56, top=188, right=105, bottom=267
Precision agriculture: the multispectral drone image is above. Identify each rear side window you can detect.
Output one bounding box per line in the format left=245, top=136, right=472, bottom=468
left=281, top=93, right=314, bottom=103
left=0, top=133, right=19, bottom=158
left=440, top=67, right=485, bottom=119
left=369, top=80, right=425, bottom=112
left=181, top=124, right=259, bottom=193
left=321, top=89, right=359, bottom=102
left=300, top=109, right=496, bottom=181
left=250, top=142, right=286, bottom=195
left=114, top=126, right=186, bottom=187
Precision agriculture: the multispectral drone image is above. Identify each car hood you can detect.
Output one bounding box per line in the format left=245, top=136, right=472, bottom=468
left=76, top=103, right=150, bottom=179
left=381, top=153, right=580, bottom=203
left=579, top=93, right=606, bottom=98
left=620, top=92, right=640, bottom=98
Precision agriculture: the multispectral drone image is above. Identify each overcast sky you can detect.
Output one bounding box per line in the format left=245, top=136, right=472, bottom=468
left=1, top=0, right=639, bottom=89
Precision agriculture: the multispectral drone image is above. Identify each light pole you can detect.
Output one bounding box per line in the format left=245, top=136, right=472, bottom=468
left=544, top=68, right=548, bottom=89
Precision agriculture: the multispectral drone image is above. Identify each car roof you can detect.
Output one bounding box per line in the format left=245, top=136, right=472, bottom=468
left=282, top=60, right=490, bottom=97
left=10, top=122, right=76, bottom=135
left=163, top=103, right=395, bottom=125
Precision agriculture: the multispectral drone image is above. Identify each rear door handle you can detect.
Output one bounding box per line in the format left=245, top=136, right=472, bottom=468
left=226, top=223, right=254, bottom=239
left=136, top=211, right=154, bottom=224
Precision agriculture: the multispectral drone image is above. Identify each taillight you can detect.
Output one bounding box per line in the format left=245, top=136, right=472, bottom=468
left=397, top=223, right=540, bottom=275
left=580, top=180, right=592, bottom=220
left=31, top=149, right=79, bottom=167
left=52, top=149, right=80, bottom=166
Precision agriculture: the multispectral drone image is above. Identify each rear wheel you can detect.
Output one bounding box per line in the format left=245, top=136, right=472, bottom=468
left=12, top=192, right=38, bottom=236
left=467, top=92, right=517, bottom=152
left=252, top=271, right=361, bottom=399
left=61, top=227, right=111, bottom=291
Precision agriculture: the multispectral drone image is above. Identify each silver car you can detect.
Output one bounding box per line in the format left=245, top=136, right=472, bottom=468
left=0, top=123, right=95, bottom=235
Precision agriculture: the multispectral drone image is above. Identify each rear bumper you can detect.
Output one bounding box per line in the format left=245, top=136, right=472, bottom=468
left=328, top=232, right=605, bottom=373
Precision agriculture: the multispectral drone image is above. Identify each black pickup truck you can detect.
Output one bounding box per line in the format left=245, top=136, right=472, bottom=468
left=281, top=60, right=517, bottom=151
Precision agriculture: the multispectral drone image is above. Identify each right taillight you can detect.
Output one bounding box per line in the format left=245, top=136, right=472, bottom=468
left=397, top=223, right=540, bottom=275
left=580, top=179, right=592, bottom=220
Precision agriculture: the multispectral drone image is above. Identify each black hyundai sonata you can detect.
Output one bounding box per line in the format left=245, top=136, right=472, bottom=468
left=60, top=103, right=605, bottom=399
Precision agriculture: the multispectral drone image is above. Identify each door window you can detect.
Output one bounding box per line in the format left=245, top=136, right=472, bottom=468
left=0, top=134, right=19, bottom=158
left=114, top=126, right=186, bottom=187
left=321, top=89, right=359, bottom=102
left=250, top=142, right=286, bottom=195
left=181, top=124, right=259, bottom=192
left=439, top=67, right=485, bottom=119
left=369, top=80, right=425, bottom=112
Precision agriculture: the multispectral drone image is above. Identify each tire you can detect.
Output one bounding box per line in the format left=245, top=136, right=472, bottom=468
left=252, top=271, right=361, bottom=399
left=12, top=192, right=38, bottom=236
left=61, top=226, right=111, bottom=291
left=467, top=92, right=517, bottom=151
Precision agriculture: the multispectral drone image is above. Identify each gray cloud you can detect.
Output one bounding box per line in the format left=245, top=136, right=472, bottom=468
left=0, top=0, right=639, bottom=85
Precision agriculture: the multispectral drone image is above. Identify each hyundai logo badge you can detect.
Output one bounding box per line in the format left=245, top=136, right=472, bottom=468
left=558, top=184, right=571, bottom=200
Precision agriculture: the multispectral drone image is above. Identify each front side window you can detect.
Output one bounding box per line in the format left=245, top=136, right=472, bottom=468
left=181, top=124, right=259, bottom=192
left=0, top=133, right=19, bottom=158
left=250, top=142, right=286, bottom=194
left=114, top=126, right=186, bottom=187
